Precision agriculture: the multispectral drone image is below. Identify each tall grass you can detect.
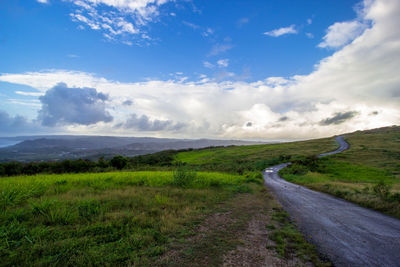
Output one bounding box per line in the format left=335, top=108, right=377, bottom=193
left=0, top=170, right=260, bottom=265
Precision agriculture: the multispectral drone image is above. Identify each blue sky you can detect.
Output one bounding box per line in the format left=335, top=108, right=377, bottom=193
left=0, top=0, right=399, bottom=139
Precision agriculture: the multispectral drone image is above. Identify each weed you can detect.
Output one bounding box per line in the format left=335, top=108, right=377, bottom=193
left=373, top=181, right=391, bottom=200
left=173, top=164, right=197, bottom=187
left=267, top=208, right=330, bottom=266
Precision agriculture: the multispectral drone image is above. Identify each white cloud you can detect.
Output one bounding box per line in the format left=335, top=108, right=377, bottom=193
left=209, top=43, right=232, bottom=56
left=217, top=59, right=229, bottom=68
left=65, top=0, right=173, bottom=44
left=264, top=25, right=297, bottom=37
left=237, top=17, right=249, bottom=28
left=15, top=91, right=43, bottom=97
left=318, top=20, right=367, bottom=48
left=307, top=18, right=312, bottom=25
left=37, top=0, right=49, bottom=3
left=318, top=0, right=375, bottom=49
left=306, top=32, right=314, bottom=39
left=1, top=0, right=399, bottom=139
left=202, top=28, right=214, bottom=37
left=203, top=61, right=214, bottom=69
left=182, top=21, right=200, bottom=29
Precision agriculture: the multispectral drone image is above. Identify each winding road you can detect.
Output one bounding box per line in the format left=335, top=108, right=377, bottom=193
left=264, top=136, right=400, bottom=267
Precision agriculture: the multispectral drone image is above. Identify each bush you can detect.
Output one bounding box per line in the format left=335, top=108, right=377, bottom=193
left=172, top=164, right=197, bottom=187
left=244, top=172, right=264, bottom=184
left=285, top=163, right=309, bottom=175
left=110, top=156, right=128, bottom=170
left=373, top=180, right=391, bottom=200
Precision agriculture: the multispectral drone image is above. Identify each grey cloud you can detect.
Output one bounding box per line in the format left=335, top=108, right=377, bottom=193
left=279, top=116, right=289, bottom=122
left=38, top=83, right=113, bottom=126
left=370, top=111, right=379, bottom=116
left=123, top=114, right=186, bottom=131
left=246, top=122, right=252, bottom=127
left=0, top=110, right=37, bottom=134
left=123, top=100, right=133, bottom=106
left=320, top=111, right=358, bottom=126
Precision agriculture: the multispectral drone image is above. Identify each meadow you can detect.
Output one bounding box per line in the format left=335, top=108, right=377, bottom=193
left=280, top=126, right=400, bottom=218
left=0, top=168, right=327, bottom=266
left=0, top=170, right=255, bottom=265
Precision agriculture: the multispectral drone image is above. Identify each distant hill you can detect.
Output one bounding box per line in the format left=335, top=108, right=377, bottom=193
left=0, top=135, right=266, bottom=162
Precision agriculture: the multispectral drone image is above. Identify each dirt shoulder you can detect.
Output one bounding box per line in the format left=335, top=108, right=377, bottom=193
left=159, top=185, right=329, bottom=266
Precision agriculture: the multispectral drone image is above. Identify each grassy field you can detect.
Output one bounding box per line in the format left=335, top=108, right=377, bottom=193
left=175, top=137, right=338, bottom=173
left=0, top=169, right=327, bottom=266
left=280, top=126, right=400, bottom=218
left=0, top=171, right=252, bottom=265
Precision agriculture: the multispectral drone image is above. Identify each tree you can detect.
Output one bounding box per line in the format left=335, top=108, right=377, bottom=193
left=110, top=155, right=128, bottom=170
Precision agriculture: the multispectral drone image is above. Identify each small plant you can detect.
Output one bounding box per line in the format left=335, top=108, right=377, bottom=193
left=373, top=181, right=391, bottom=200
left=173, top=164, right=197, bottom=187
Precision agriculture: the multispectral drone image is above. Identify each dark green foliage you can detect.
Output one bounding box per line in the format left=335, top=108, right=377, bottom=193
left=110, top=155, right=129, bottom=170
left=131, top=150, right=177, bottom=167
left=372, top=180, right=391, bottom=200
left=281, top=156, right=322, bottom=176
left=173, top=164, right=197, bottom=187
left=78, top=199, right=101, bottom=221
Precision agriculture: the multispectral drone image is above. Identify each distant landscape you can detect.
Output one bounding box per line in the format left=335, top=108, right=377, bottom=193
left=0, top=136, right=265, bottom=162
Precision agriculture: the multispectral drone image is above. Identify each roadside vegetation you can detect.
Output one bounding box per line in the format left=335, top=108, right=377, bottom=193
left=266, top=207, right=331, bottom=267
left=280, top=126, right=400, bottom=218
left=0, top=170, right=257, bottom=265
left=0, top=168, right=325, bottom=265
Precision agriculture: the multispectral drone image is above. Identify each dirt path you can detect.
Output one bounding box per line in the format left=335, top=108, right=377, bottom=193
left=264, top=136, right=400, bottom=266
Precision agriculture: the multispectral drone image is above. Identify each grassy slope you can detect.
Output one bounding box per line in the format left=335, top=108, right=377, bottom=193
left=280, top=126, right=400, bottom=218
left=176, top=137, right=338, bottom=173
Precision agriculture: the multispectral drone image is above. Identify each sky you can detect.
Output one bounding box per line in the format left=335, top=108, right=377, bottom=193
left=0, top=0, right=399, bottom=140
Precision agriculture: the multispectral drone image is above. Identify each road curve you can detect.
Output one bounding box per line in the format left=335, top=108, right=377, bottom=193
left=264, top=136, right=400, bottom=267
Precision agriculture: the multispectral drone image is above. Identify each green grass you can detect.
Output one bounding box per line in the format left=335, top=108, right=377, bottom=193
left=0, top=171, right=254, bottom=266
left=175, top=137, right=338, bottom=174
left=334, top=126, right=400, bottom=176
left=266, top=207, right=331, bottom=267
left=280, top=126, right=400, bottom=218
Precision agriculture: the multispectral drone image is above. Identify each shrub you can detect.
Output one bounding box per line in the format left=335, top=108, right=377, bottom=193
left=373, top=181, right=391, bottom=200
left=111, top=155, right=129, bottom=170
left=172, top=164, right=197, bottom=187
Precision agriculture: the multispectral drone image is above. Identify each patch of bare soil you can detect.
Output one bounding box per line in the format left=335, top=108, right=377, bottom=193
left=222, top=212, right=310, bottom=267
left=159, top=186, right=318, bottom=266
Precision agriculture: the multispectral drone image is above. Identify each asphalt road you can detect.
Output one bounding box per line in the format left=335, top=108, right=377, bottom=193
left=264, top=136, right=400, bottom=267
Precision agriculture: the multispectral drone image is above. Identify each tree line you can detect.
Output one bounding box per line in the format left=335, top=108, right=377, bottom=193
left=0, top=149, right=179, bottom=177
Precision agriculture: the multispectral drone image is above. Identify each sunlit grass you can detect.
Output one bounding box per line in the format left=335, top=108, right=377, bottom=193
left=175, top=138, right=338, bottom=173
left=0, top=171, right=255, bottom=265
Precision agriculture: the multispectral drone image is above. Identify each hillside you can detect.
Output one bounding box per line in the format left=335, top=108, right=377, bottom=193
left=0, top=135, right=263, bottom=162
left=280, top=126, right=400, bottom=218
